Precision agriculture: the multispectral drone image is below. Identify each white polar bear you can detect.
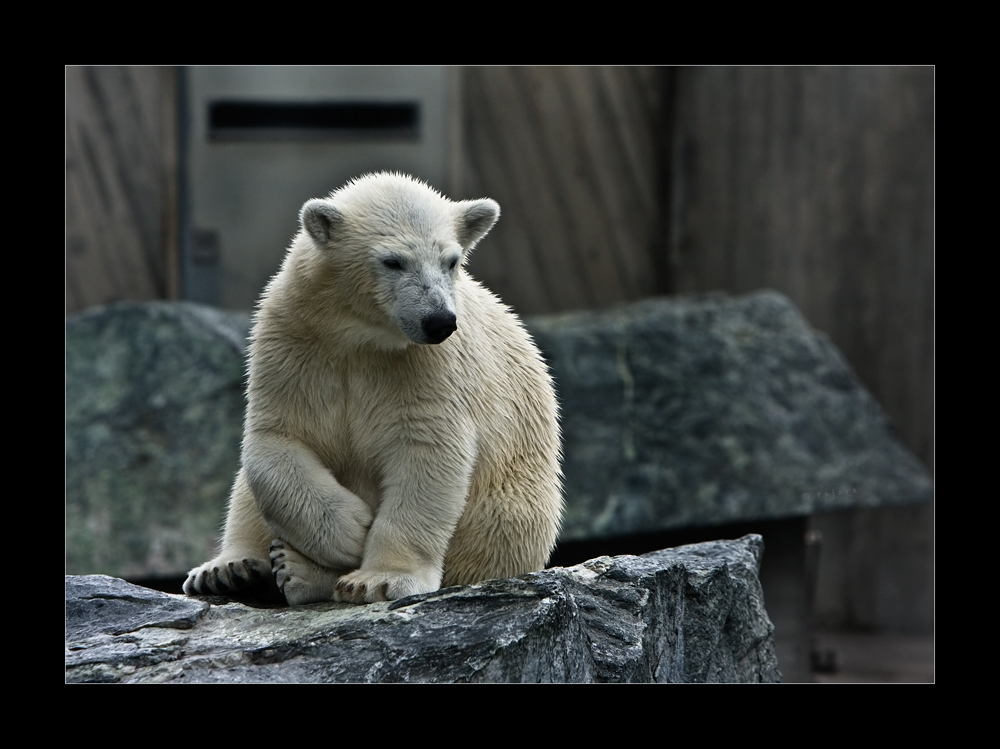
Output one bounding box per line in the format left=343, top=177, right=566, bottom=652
left=183, top=172, right=563, bottom=605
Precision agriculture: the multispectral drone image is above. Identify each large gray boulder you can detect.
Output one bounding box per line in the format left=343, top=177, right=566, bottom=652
left=65, top=535, right=779, bottom=683
left=65, top=291, right=932, bottom=580
left=65, top=302, right=251, bottom=579
left=525, top=291, right=933, bottom=541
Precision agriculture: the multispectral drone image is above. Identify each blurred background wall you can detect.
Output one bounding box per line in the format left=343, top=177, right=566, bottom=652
left=66, top=66, right=180, bottom=312
left=65, top=65, right=933, bottom=634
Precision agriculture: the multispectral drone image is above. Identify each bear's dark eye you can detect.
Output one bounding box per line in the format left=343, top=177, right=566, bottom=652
left=447, top=258, right=459, bottom=271
left=383, top=258, right=403, bottom=270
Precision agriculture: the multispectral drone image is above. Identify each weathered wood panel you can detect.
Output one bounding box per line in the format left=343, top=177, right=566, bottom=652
left=667, top=66, right=934, bottom=632
left=458, top=66, right=667, bottom=315
left=66, top=66, right=179, bottom=315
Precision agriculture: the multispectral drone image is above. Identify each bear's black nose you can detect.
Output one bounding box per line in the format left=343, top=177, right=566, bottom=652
left=423, top=311, right=457, bottom=344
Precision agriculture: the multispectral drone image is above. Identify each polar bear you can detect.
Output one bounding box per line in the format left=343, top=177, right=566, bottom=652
left=183, top=172, right=563, bottom=605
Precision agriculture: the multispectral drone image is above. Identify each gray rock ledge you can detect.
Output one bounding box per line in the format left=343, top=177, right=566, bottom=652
left=65, top=535, right=780, bottom=683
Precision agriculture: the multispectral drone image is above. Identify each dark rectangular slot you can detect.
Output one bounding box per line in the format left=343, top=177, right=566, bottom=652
left=209, top=101, right=420, bottom=141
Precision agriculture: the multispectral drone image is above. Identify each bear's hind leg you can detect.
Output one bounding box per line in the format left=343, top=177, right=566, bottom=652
left=270, top=540, right=348, bottom=605
left=183, top=470, right=277, bottom=598
left=183, top=555, right=274, bottom=596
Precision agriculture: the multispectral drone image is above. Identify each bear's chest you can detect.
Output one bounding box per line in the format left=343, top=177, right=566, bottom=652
left=295, top=351, right=460, bottom=470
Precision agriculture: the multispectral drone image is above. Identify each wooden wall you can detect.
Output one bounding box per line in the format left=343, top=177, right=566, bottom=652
left=66, top=66, right=179, bottom=315
left=458, top=66, right=668, bottom=315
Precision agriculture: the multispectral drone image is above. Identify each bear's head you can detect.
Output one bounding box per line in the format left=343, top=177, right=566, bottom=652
left=298, top=173, right=499, bottom=348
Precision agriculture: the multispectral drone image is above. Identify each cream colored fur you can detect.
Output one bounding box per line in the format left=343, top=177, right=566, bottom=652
left=183, top=173, right=563, bottom=605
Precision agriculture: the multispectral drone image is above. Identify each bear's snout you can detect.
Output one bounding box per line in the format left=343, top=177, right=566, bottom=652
left=422, top=310, right=457, bottom=344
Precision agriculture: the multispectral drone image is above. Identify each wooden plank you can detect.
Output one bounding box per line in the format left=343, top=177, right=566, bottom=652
left=460, top=66, right=665, bottom=315
left=561, top=66, right=659, bottom=300
left=460, top=66, right=554, bottom=314
left=520, top=65, right=621, bottom=309
left=66, top=66, right=178, bottom=314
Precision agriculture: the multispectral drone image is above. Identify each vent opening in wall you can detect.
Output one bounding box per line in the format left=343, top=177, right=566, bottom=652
left=208, top=101, right=421, bottom=141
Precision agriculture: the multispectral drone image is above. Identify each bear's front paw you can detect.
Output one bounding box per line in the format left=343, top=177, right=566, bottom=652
left=183, top=555, right=271, bottom=596
left=332, top=568, right=441, bottom=604
left=326, top=496, right=374, bottom=568
left=270, top=540, right=346, bottom=606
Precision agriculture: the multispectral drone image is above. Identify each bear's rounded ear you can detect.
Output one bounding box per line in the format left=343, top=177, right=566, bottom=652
left=455, top=199, right=500, bottom=251
left=300, top=199, right=344, bottom=247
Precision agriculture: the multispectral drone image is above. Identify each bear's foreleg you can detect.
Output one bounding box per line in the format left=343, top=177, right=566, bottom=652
left=242, top=430, right=374, bottom=572
left=333, top=440, right=474, bottom=603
